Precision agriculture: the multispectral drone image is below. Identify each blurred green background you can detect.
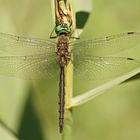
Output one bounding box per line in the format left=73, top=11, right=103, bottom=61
left=0, top=0, right=140, bottom=140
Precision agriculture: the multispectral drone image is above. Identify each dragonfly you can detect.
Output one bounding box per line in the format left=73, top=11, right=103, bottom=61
left=0, top=0, right=138, bottom=136
left=0, top=29, right=140, bottom=133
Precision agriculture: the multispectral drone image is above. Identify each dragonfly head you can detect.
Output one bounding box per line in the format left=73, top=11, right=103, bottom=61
left=55, top=23, right=71, bottom=35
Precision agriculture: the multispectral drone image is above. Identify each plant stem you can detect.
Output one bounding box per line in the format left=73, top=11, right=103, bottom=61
left=72, top=67, right=140, bottom=107
left=61, top=58, right=73, bottom=140
left=61, top=109, right=73, bottom=140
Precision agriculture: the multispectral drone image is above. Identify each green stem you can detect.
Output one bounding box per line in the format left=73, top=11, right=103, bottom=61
left=61, top=109, right=73, bottom=140
left=72, top=67, right=140, bottom=107
left=61, top=59, right=73, bottom=140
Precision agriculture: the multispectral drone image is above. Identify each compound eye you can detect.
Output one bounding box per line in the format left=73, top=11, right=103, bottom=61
left=56, top=24, right=63, bottom=33
left=55, top=24, right=71, bottom=34
left=66, top=25, right=71, bottom=33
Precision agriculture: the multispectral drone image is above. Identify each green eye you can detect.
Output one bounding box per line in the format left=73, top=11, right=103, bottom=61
left=67, top=25, right=71, bottom=33
left=56, top=25, right=62, bottom=33
left=55, top=24, right=71, bottom=33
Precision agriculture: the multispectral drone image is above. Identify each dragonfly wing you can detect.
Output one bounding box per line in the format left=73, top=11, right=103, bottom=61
left=72, top=32, right=140, bottom=56
left=0, top=32, right=56, bottom=55
left=0, top=54, right=59, bottom=79
left=73, top=55, right=140, bottom=80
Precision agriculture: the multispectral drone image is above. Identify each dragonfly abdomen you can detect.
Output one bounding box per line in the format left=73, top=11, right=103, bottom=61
left=58, top=65, right=65, bottom=133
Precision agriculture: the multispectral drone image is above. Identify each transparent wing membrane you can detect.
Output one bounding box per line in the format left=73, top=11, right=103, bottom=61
left=0, top=32, right=56, bottom=55
left=72, top=32, right=140, bottom=56
left=0, top=32, right=139, bottom=80
left=73, top=55, right=140, bottom=80
left=0, top=54, right=59, bottom=79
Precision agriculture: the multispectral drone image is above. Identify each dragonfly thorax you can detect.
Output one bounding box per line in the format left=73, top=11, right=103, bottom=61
left=57, top=35, right=70, bottom=66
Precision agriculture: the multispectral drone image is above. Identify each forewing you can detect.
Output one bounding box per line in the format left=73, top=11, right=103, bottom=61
left=72, top=32, right=140, bottom=56
left=0, top=32, right=56, bottom=55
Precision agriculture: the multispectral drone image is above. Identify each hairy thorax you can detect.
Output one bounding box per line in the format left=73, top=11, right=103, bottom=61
left=57, top=35, right=70, bottom=66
